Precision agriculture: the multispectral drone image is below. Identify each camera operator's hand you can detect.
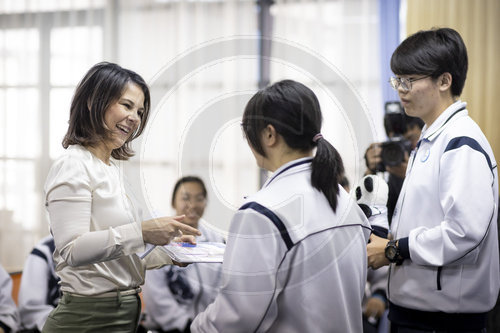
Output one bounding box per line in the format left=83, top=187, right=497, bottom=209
left=385, top=150, right=409, bottom=179
left=365, top=143, right=382, bottom=174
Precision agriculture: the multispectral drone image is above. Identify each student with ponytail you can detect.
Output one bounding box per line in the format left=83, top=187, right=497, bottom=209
left=192, top=80, right=371, bottom=333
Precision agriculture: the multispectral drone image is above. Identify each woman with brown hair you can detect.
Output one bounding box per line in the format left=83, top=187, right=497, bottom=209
left=42, top=62, right=200, bottom=333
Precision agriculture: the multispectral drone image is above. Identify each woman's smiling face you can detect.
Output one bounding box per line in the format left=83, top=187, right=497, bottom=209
left=102, top=82, right=145, bottom=151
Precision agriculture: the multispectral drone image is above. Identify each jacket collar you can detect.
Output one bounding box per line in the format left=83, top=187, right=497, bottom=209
left=263, top=157, right=313, bottom=188
left=420, top=100, right=467, bottom=142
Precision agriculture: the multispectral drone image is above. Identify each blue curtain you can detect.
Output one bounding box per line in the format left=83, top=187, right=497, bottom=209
left=379, top=0, right=400, bottom=110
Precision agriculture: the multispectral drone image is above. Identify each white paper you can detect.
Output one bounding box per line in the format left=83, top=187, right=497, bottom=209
left=159, top=242, right=226, bottom=263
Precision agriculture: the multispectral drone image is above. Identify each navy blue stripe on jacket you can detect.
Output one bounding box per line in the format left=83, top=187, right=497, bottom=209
left=239, top=202, right=294, bottom=251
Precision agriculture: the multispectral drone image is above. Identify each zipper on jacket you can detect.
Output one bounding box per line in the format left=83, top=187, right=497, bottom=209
left=437, top=266, right=443, bottom=290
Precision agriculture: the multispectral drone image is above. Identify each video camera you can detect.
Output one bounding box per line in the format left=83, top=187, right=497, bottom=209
left=373, top=102, right=414, bottom=172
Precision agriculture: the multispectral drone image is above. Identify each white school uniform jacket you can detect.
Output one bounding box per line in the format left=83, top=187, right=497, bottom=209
left=389, top=101, right=500, bottom=313
left=18, top=235, right=60, bottom=331
left=192, top=157, right=371, bottom=333
left=143, top=221, right=224, bottom=331
left=0, top=265, right=19, bottom=333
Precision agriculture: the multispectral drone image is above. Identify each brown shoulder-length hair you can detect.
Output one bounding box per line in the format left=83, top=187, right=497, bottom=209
left=62, top=62, right=151, bottom=160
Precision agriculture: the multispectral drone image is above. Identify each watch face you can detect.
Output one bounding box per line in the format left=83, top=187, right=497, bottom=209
left=385, top=246, right=396, bottom=258
left=385, top=246, right=397, bottom=260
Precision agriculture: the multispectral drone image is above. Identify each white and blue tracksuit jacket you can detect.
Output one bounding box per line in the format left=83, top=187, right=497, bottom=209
left=0, top=265, right=19, bottom=333
left=18, top=235, right=61, bottom=331
left=389, top=101, right=499, bottom=330
left=192, top=157, right=371, bottom=333
left=143, top=221, right=224, bottom=332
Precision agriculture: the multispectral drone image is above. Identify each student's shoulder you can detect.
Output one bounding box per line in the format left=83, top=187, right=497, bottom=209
left=451, top=114, right=483, bottom=135
left=442, top=116, right=491, bottom=152
left=198, top=220, right=225, bottom=243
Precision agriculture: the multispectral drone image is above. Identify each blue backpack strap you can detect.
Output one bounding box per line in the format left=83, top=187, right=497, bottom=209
left=240, top=202, right=294, bottom=251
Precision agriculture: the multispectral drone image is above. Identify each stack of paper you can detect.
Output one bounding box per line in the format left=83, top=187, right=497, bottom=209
left=161, top=242, right=226, bottom=263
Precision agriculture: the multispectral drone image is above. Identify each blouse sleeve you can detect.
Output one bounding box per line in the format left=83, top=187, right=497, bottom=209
left=45, top=156, right=144, bottom=267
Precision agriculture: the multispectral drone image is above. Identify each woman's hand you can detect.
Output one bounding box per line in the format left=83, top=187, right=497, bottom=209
left=142, top=215, right=201, bottom=246
left=173, top=234, right=197, bottom=245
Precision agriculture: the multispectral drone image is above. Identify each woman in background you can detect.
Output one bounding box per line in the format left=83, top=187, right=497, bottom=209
left=42, top=62, right=200, bottom=333
left=143, top=176, right=224, bottom=333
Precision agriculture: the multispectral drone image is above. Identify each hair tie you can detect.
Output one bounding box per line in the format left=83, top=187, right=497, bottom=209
left=312, top=133, right=323, bottom=143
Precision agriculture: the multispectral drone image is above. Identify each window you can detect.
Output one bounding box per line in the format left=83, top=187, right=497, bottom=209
left=0, top=4, right=104, bottom=270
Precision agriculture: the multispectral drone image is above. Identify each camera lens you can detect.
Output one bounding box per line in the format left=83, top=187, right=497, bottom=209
left=381, top=141, right=405, bottom=166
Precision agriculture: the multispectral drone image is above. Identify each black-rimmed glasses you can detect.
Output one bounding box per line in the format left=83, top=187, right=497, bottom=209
left=389, top=75, right=430, bottom=92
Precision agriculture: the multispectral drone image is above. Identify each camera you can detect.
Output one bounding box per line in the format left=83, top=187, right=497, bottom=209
left=380, top=136, right=412, bottom=168
left=370, top=101, right=416, bottom=172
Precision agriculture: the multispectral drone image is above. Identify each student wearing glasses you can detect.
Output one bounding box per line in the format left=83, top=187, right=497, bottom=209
left=367, top=28, right=499, bottom=332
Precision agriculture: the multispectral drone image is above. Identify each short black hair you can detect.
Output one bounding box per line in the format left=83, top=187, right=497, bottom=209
left=391, top=27, right=468, bottom=97
left=171, top=176, right=207, bottom=207
left=63, top=62, right=151, bottom=160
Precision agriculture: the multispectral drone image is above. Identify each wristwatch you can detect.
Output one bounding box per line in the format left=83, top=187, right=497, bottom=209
left=385, top=239, right=400, bottom=263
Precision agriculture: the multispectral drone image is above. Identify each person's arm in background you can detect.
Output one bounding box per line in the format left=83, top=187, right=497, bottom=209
left=18, top=242, right=57, bottom=332
left=143, top=267, right=192, bottom=332
left=364, top=267, right=388, bottom=323
left=356, top=175, right=389, bottom=322
left=0, top=265, right=19, bottom=333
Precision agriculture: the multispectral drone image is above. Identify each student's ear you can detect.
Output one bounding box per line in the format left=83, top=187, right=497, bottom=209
left=439, top=72, right=453, bottom=92
left=261, top=124, right=278, bottom=147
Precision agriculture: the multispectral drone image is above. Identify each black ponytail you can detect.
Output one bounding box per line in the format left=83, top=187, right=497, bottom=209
left=311, top=137, right=344, bottom=212
left=242, top=79, right=345, bottom=212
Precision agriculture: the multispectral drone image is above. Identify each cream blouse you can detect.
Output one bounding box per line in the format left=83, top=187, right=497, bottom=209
left=44, top=145, right=146, bottom=295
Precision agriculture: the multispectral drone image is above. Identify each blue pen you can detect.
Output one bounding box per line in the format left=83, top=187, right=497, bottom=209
left=181, top=242, right=196, bottom=247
